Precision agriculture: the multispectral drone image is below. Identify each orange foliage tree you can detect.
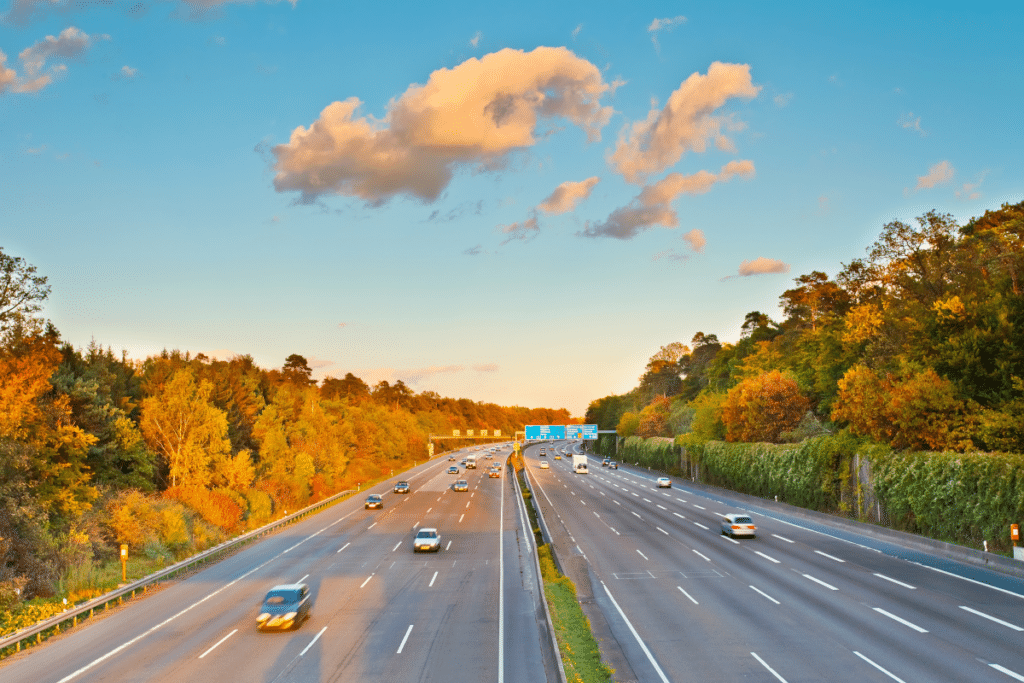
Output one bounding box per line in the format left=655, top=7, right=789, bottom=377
left=721, top=371, right=809, bottom=443
left=832, top=364, right=974, bottom=450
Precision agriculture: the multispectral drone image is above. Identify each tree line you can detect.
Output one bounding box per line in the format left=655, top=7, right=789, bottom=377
left=0, top=247, right=569, bottom=607
left=586, top=201, right=1024, bottom=454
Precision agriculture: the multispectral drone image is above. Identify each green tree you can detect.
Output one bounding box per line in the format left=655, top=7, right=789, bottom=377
left=0, top=247, right=51, bottom=334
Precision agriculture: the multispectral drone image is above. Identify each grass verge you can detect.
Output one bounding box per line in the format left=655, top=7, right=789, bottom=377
left=517, top=469, right=613, bottom=683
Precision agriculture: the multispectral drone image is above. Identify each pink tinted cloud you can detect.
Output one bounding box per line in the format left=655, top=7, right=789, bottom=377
left=537, top=177, right=600, bottom=214
left=736, top=257, right=790, bottom=276
left=580, top=160, right=754, bottom=239
left=273, top=47, right=614, bottom=205
left=914, top=160, right=954, bottom=190
left=609, top=62, right=760, bottom=184
left=0, top=27, right=105, bottom=94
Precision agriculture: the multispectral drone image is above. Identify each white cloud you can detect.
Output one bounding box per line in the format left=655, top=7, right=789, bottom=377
left=647, top=15, right=686, bottom=52
left=463, top=244, right=484, bottom=256
left=472, top=363, right=499, bottom=372
left=735, top=257, right=790, bottom=277
left=537, top=177, right=600, bottom=214
left=572, top=23, right=583, bottom=39
left=773, top=92, right=793, bottom=107
left=914, top=160, right=954, bottom=190
left=580, top=160, right=754, bottom=239
left=272, top=47, right=614, bottom=205
left=609, top=62, right=760, bottom=184
left=470, top=31, right=482, bottom=48
left=0, top=27, right=105, bottom=94
left=955, top=170, right=988, bottom=201
left=899, top=112, right=926, bottom=136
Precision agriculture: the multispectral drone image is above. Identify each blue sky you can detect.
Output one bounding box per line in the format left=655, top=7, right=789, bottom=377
left=3, top=0, right=1022, bottom=417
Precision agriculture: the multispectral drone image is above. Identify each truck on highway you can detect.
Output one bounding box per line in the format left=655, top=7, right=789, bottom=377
left=466, top=454, right=477, bottom=469
left=573, top=453, right=588, bottom=474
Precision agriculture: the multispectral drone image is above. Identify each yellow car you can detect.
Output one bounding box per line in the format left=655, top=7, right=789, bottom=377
left=554, top=454, right=561, bottom=460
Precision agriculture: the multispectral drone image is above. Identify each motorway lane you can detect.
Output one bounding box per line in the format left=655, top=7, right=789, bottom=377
left=528, top=441, right=1024, bottom=683
left=0, top=446, right=553, bottom=683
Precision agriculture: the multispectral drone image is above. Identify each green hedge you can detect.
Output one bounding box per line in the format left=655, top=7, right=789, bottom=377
left=690, top=434, right=856, bottom=513
left=872, top=448, right=1024, bottom=552
left=618, top=436, right=680, bottom=473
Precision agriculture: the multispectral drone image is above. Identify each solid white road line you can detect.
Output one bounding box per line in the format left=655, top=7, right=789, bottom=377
left=751, top=652, right=788, bottom=682
left=199, top=629, right=237, bottom=659
left=873, top=573, right=916, bottom=589
left=960, top=605, right=1024, bottom=631
left=337, top=542, right=350, bottom=553
left=912, top=561, right=1024, bottom=599
left=429, top=571, right=438, bottom=587
left=297, top=574, right=309, bottom=583
left=396, top=625, right=414, bottom=654
left=300, top=627, right=327, bottom=657
left=853, top=651, right=907, bottom=683
left=873, top=607, right=928, bottom=632
left=601, top=582, right=671, bottom=683
left=360, top=574, right=374, bottom=588
left=749, top=585, right=779, bottom=604
left=991, top=663, right=1024, bottom=681
left=677, top=586, right=698, bottom=605
left=637, top=549, right=649, bottom=560
left=755, top=551, right=780, bottom=564
left=693, top=550, right=711, bottom=562
left=815, top=550, right=846, bottom=563
left=802, top=574, right=838, bottom=591
left=772, top=534, right=795, bottom=543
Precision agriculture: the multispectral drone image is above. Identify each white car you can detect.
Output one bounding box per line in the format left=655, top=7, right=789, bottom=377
left=539, top=461, right=549, bottom=469
left=720, top=513, right=756, bottom=538
left=657, top=477, right=672, bottom=488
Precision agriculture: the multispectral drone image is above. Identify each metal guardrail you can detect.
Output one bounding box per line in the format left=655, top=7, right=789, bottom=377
left=0, top=486, right=356, bottom=656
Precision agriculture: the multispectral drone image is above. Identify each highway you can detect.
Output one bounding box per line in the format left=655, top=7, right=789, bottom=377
left=0, top=445, right=556, bottom=683
left=526, top=441, right=1024, bottom=683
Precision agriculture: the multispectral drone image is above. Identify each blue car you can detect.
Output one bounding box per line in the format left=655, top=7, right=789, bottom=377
left=256, top=584, right=311, bottom=631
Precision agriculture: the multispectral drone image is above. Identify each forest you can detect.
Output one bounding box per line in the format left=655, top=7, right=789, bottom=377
left=0, top=251, right=568, bottom=624
left=588, top=201, right=1024, bottom=452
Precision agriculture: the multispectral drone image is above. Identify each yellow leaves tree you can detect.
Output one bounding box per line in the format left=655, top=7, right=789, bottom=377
left=139, top=369, right=231, bottom=488
left=721, top=371, right=809, bottom=443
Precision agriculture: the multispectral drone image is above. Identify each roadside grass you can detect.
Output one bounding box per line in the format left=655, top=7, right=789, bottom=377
left=517, top=469, right=613, bottom=683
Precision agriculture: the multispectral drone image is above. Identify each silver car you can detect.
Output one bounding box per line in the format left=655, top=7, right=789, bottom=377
left=721, top=513, right=757, bottom=538
left=413, top=528, right=441, bottom=552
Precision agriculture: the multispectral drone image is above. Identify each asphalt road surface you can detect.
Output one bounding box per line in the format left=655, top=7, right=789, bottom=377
left=0, top=445, right=556, bottom=683
left=527, top=441, right=1024, bottom=683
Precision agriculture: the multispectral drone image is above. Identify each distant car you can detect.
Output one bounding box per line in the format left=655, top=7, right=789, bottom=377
left=489, top=468, right=500, bottom=478
left=657, top=477, right=672, bottom=488
left=449, top=455, right=456, bottom=461
left=602, top=458, right=610, bottom=467
left=721, top=513, right=757, bottom=538
left=460, top=459, right=467, bottom=466
left=413, top=528, right=441, bottom=553
left=393, top=481, right=410, bottom=494
left=539, top=461, right=550, bottom=469
left=554, top=454, right=561, bottom=460
left=609, top=461, right=618, bottom=469
left=448, top=466, right=459, bottom=474
left=453, top=479, right=469, bottom=492
left=365, top=494, right=384, bottom=509
left=256, top=584, right=311, bottom=631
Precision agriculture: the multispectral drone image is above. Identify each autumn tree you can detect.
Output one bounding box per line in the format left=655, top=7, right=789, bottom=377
left=0, top=247, right=51, bottom=334
left=139, top=369, right=232, bottom=488
left=721, top=371, right=809, bottom=443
